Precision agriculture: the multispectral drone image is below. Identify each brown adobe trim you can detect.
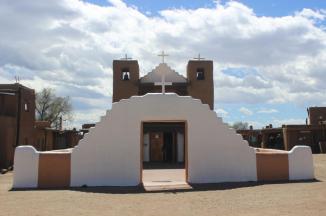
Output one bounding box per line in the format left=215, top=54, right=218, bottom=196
left=38, top=153, right=71, bottom=188
left=256, top=152, right=289, bottom=181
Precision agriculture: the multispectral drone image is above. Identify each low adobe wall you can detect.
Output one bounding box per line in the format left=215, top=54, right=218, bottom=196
left=256, top=150, right=289, bottom=181
left=11, top=94, right=315, bottom=188
left=13, top=145, right=315, bottom=188
left=13, top=146, right=72, bottom=188
left=38, top=153, right=71, bottom=188
left=256, top=146, right=314, bottom=181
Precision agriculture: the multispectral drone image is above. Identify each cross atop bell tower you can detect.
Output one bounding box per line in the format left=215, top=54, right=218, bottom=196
left=194, top=53, right=205, bottom=61
left=121, top=53, right=132, bottom=60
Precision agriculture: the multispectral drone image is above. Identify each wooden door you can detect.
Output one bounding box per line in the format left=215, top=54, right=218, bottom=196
left=150, top=132, right=163, bottom=161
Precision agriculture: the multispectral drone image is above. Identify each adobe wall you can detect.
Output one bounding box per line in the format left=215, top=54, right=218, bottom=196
left=13, top=146, right=72, bottom=188
left=13, top=94, right=315, bottom=188
left=255, top=146, right=314, bottom=181
left=13, top=146, right=39, bottom=188
left=18, top=87, right=35, bottom=146
left=256, top=152, right=289, bottom=181
left=112, top=60, right=139, bottom=103
left=308, top=107, right=326, bottom=125
left=187, top=60, right=214, bottom=110
left=38, top=153, right=71, bottom=188
left=71, top=93, right=257, bottom=186
left=0, top=116, right=16, bottom=168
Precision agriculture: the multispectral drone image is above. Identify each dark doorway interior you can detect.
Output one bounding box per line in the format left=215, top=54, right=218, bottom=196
left=163, top=132, right=173, bottom=162
left=143, top=122, right=185, bottom=169
left=266, top=133, right=284, bottom=150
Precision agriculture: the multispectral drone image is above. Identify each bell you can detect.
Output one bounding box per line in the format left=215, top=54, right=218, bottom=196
left=123, top=73, right=130, bottom=80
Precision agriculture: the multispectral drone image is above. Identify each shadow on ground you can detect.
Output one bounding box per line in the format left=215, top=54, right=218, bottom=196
left=10, top=179, right=321, bottom=194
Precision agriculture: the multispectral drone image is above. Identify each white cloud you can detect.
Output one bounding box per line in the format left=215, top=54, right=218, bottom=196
left=239, top=107, right=253, bottom=116
left=272, top=118, right=305, bottom=126
left=215, top=108, right=228, bottom=117
left=0, top=0, right=325, bottom=126
left=67, top=108, right=106, bottom=129
left=257, top=108, right=278, bottom=114
left=296, top=8, right=325, bottom=21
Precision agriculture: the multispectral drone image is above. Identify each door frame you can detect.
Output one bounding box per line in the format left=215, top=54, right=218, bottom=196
left=140, top=120, right=188, bottom=184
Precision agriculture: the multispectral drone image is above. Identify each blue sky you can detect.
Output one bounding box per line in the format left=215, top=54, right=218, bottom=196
left=1, top=0, right=325, bottom=129
left=86, top=0, right=326, bottom=16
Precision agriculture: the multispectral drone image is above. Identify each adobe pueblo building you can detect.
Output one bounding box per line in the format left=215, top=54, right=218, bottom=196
left=13, top=57, right=314, bottom=188
left=0, top=84, right=80, bottom=171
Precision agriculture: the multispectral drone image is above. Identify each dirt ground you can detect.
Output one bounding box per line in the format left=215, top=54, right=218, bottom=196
left=1, top=155, right=326, bottom=216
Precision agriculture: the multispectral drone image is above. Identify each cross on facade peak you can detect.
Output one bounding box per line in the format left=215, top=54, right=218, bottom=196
left=121, top=53, right=132, bottom=60
left=158, top=51, right=169, bottom=63
left=154, top=73, right=172, bottom=94
left=194, top=53, right=205, bottom=61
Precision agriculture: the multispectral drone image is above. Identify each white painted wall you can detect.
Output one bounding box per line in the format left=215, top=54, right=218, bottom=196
left=13, top=94, right=314, bottom=188
left=143, top=133, right=150, bottom=162
left=177, top=132, right=184, bottom=163
left=71, top=93, right=257, bottom=186
left=288, top=146, right=314, bottom=180
left=13, top=146, right=39, bottom=188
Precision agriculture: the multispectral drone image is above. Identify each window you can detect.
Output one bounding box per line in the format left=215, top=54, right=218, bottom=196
left=24, top=102, right=29, bottom=112
left=196, top=68, right=205, bottom=80
left=122, top=68, right=130, bottom=80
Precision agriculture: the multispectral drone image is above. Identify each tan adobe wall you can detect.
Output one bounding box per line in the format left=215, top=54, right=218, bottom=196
left=283, top=126, right=323, bottom=153
left=18, top=86, right=35, bottom=146
left=38, top=153, right=71, bottom=188
left=0, top=117, right=16, bottom=168
left=256, top=152, right=289, bottom=181
left=112, top=60, right=139, bottom=103
left=308, top=107, right=326, bottom=125
left=187, top=60, right=214, bottom=110
left=34, top=128, right=54, bottom=151
left=0, top=92, right=17, bottom=117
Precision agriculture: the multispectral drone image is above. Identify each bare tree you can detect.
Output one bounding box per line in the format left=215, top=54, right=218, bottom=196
left=231, top=121, right=249, bottom=130
left=35, top=88, right=72, bottom=129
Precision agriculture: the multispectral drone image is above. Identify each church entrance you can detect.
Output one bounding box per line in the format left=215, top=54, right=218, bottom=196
left=141, top=121, right=188, bottom=188
left=142, top=122, right=185, bottom=166
left=147, top=131, right=179, bottom=164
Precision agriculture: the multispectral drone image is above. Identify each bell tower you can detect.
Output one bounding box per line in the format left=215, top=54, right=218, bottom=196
left=112, top=59, right=139, bottom=103
left=187, top=59, right=214, bottom=110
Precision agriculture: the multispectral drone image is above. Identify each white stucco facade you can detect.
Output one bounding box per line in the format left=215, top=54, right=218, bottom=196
left=13, top=146, right=39, bottom=188
left=70, top=93, right=257, bottom=186
left=12, top=93, right=315, bottom=188
left=288, top=146, right=314, bottom=180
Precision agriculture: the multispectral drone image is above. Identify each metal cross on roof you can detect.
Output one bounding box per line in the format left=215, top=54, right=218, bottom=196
left=194, top=53, right=205, bottom=61
left=158, top=51, right=169, bottom=63
left=121, top=54, right=132, bottom=60
left=14, top=76, right=20, bottom=83
left=154, top=68, right=172, bottom=94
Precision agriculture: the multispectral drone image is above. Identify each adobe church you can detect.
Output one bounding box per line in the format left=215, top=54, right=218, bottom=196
left=13, top=54, right=314, bottom=188
left=112, top=55, right=214, bottom=165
